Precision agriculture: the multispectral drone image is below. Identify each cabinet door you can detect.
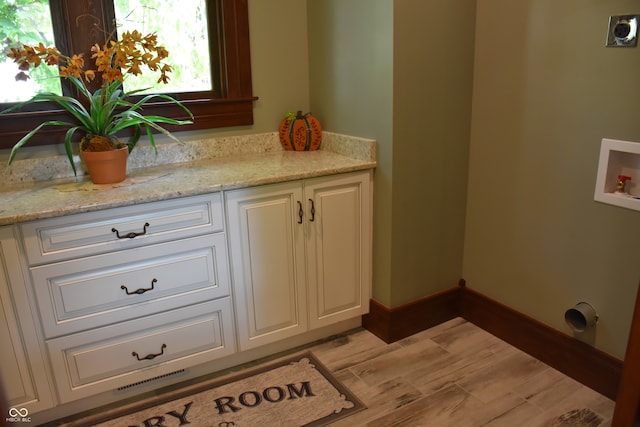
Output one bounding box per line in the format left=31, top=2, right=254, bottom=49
left=226, top=182, right=308, bottom=350
left=0, top=226, right=54, bottom=413
left=305, top=171, right=372, bottom=329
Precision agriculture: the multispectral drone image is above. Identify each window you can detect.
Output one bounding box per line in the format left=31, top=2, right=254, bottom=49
left=112, top=0, right=213, bottom=94
left=0, top=0, right=62, bottom=101
left=0, top=0, right=255, bottom=149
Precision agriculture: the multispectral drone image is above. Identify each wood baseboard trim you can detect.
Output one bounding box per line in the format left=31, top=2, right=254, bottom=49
left=458, top=285, right=622, bottom=400
left=362, top=281, right=623, bottom=400
left=362, top=286, right=461, bottom=343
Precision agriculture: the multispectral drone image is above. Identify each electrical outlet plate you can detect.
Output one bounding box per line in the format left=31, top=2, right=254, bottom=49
left=606, top=15, right=639, bottom=47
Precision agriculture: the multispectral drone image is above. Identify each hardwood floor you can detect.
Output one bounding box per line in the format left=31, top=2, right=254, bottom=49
left=308, top=317, right=615, bottom=426
left=55, top=317, right=615, bottom=426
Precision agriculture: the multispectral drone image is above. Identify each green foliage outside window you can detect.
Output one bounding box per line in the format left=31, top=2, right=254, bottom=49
left=0, top=0, right=212, bottom=102
left=113, top=0, right=212, bottom=94
left=0, top=0, right=62, bottom=101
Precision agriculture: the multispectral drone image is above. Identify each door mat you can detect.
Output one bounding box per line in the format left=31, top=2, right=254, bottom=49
left=92, top=352, right=365, bottom=427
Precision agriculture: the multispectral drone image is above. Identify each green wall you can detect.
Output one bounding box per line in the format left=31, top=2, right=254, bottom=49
left=465, top=0, right=640, bottom=359
left=307, top=0, right=475, bottom=307
left=246, top=0, right=310, bottom=133
left=307, top=0, right=640, bottom=359
left=307, top=0, right=394, bottom=304
left=391, top=1, right=475, bottom=307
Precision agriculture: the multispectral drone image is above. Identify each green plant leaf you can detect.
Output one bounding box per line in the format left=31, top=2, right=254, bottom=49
left=131, top=93, right=195, bottom=120
left=63, top=126, right=82, bottom=176
left=127, top=125, right=142, bottom=153
left=108, top=110, right=192, bottom=142
left=3, top=28, right=199, bottom=177
left=8, top=120, right=77, bottom=165
left=145, top=124, right=157, bottom=153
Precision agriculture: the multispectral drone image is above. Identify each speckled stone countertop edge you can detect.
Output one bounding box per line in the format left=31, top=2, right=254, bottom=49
left=0, top=132, right=376, bottom=226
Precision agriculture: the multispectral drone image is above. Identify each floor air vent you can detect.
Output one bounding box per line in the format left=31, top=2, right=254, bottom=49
left=117, top=369, right=186, bottom=391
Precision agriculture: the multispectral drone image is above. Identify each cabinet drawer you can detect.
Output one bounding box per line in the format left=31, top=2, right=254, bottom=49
left=47, top=298, right=235, bottom=403
left=31, top=234, right=230, bottom=338
left=22, top=193, right=223, bottom=265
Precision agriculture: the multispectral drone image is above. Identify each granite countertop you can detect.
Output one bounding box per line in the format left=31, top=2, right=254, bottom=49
left=0, top=132, right=376, bottom=225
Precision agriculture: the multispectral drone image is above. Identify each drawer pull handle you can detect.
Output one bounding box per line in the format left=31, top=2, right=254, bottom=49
left=132, top=343, right=167, bottom=361
left=121, top=278, right=157, bottom=295
left=308, top=199, right=315, bottom=222
left=297, top=201, right=304, bottom=224
left=112, top=222, right=150, bottom=239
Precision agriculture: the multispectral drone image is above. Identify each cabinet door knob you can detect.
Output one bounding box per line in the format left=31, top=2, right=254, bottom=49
left=132, top=343, right=167, bottom=361
left=112, top=222, right=150, bottom=239
left=297, top=201, right=304, bottom=224
left=121, top=278, right=157, bottom=295
left=308, top=199, right=316, bottom=222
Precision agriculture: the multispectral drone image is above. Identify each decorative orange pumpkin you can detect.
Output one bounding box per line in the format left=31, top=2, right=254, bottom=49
left=279, top=111, right=322, bottom=151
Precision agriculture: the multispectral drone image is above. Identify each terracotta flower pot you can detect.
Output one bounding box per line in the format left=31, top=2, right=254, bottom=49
left=80, top=147, right=129, bottom=184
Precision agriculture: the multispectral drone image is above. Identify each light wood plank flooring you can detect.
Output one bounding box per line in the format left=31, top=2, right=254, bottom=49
left=307, top=317, right=615, bottom=426
left=57, top=317, right=615, bottom=426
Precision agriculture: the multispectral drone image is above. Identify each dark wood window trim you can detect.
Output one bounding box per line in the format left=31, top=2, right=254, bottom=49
left=0, top=0, right=256, bottom=149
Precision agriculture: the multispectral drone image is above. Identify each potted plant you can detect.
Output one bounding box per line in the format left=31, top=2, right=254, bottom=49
left=2, top=30, right=194, bottom=184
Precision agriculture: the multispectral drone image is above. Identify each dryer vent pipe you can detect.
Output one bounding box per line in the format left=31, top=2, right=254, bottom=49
left=564, top=302, right=598, bottom=332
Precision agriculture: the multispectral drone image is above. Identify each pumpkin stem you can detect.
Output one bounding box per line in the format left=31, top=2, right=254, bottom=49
left=285, top=111, right=297, bottom=121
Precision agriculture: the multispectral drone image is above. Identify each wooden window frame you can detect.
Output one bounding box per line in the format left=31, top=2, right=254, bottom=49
left=0, top=0, right=256, bottom=149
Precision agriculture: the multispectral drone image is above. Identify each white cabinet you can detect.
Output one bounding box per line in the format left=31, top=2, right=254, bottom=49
left=0, top=226, right=54, bottom=413
left=226, top=181, right=308, bottom=350
left=21, top=193, right=235, bottom=403
left=226, top=171, right=372, bottom=350
left=2, top=168, right=374, bottom=418
left=305, top=173, right=372, bottom=329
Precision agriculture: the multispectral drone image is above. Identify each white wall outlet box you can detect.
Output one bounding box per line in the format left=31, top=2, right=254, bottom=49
left=594, top=138, right=640, bottom=212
